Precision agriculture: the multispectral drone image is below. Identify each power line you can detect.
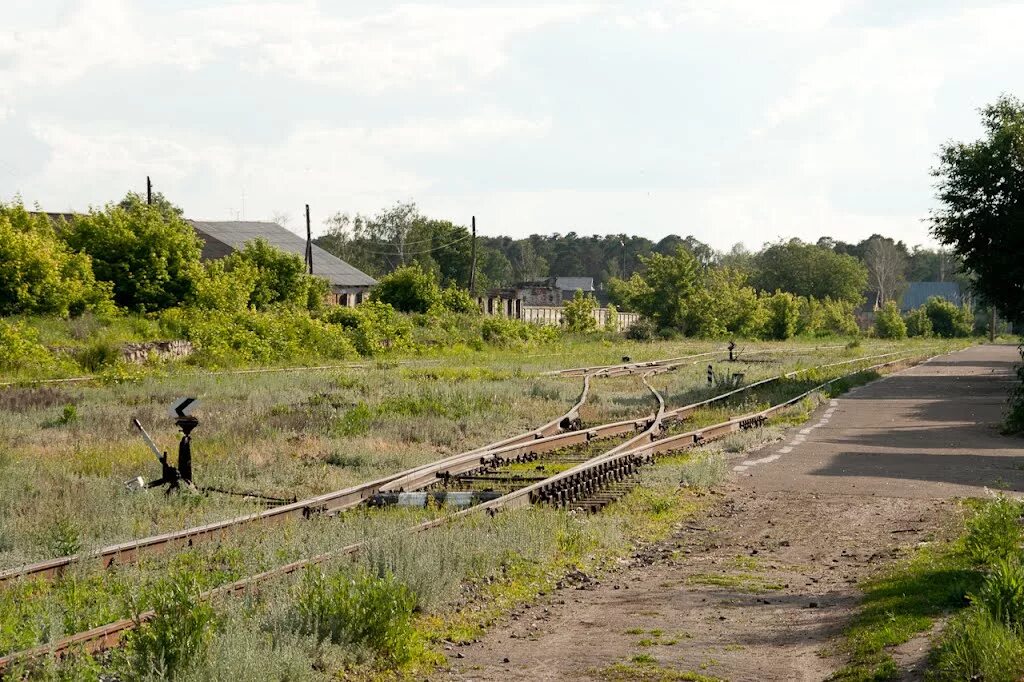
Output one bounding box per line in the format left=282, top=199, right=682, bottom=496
left=338, top=231, right=473, bottom=256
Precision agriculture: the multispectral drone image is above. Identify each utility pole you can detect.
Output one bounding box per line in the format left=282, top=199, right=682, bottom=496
left=146, top=176, right=152, bottom=205
left=469, top=215, right=478, bottom=293
left=991, top=306, right=997, bottom=342
left=305, top=204, right=313, bottom=275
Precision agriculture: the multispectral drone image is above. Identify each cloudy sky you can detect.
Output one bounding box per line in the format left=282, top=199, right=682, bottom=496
left=2, top=1, right=1022, bottom=250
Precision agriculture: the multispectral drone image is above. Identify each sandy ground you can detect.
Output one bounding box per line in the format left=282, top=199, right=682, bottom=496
left=442, top=344, right=1023, bottom=681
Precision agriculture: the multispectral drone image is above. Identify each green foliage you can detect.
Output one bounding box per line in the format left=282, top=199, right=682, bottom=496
left=931, top=95, right=1024, bottom=323
left=604, top=303, right=619, bottom=332
left=763, top=291, right=800, bottom=340
left=608, top=247, right=701, bottom=331
left=189, top=258, right=257, bottom=312
left=905, top=306, right=933, bottom=338
left=160, top=307, right=358, bottom=366
left=974, top=558, right=1024, bottom=627
left=625, top=318, right=656, bottom=341
left=436, top=285, right=479, bottom=315
left=224, top=238, right=325, bottom=311
left=563, top=290, right=598, bottom=333
left=76, top=336, right=121, bottom=372
left=1005, top=345, right=1024, bottom=434
left=686, top=267, right=764, bottom=338
left=0, top=201, right=114, bottom=317
left=122, top=571, right=215, bottom=679
left=752, top=239, right=868, bottom=304
left=874, top=301, right=907, bottom=339
left=963, top=497, right=1023, bottom=566
left=480, top=316, right=559, bottom=347
left=929, top=605, right=1024, bottom=682
left=290, top=568, right=419, bottom=664
left=924, top=297, right=973, bottom=338
left=372, top=264, right=441, bottom=313
left=323, top=301, right=415, bottom=356
left=0, top=320, right=59, bottom=372
left=62, top=194, right=203, bottom=312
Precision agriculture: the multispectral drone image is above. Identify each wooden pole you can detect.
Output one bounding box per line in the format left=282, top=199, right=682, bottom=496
left=146, top=176, right=152, bottom=205
left=305, top=204, right=313, bottom=275
left=469, top=215, right=477, bottom=293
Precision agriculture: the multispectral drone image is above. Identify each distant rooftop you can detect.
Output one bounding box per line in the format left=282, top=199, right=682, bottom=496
left=189, top=220, right=376, bottom=288
left=900, top=281, right=963, bottom=311
left=554, top=276, right=595, bottom=292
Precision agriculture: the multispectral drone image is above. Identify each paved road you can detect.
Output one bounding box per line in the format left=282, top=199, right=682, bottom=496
left=446, top=344, right=1024, bottom=682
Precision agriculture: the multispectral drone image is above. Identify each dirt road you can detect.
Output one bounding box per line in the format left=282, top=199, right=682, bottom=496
left=444, top=344, right=1023, bottom=681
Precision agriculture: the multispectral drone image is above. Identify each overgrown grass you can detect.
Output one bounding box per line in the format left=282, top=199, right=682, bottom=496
left=831, top=497, right=1024, bottom=681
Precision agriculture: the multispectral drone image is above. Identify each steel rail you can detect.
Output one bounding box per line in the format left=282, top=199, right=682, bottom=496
left=0, top=350, right=936, bottom=673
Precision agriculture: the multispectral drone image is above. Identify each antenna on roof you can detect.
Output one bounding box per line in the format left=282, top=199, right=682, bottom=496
left=305, top=204, right=313, bottom=275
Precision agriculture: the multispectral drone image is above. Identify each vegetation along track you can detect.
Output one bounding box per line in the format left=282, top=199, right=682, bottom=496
left=0, top=350, right=934, bottom=673
left=0, top=349, right=905, bottom=588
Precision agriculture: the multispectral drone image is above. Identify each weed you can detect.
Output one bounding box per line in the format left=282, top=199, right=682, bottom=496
left=289, top=568, right=420, bottom=664
left=43, top=518, right=81, bottom=557
left=598, top=658, right=722, bottom=681
left=120, top=570, right=215, bottom=679
left=973, top=558, right=1024, bottom=626
left=963, top=496, right=1023, bottom=566
left=332, top=403, right=373, bottom=437
left=929, top=605, right=1024, bottom=681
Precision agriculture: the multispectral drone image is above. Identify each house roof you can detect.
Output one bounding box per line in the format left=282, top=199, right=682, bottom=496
left=189, top=220, right=376, bottom=288
left=900, top=281, right=963, bottom=311
left=555, top=276, right=595, bottom=292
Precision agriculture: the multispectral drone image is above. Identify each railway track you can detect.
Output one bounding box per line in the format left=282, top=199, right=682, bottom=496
left=0, top=349, right=936, bottom=674
left=0, top=350, right=905, bottom=587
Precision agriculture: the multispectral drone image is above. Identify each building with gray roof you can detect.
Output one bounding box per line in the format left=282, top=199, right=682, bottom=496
left=899, top=281, right=963, bottom=312
left=189, top=220, right=375, bottom=306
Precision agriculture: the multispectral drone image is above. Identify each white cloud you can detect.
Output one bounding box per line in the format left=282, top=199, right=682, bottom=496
left=615, top=0, right=847, bottom=33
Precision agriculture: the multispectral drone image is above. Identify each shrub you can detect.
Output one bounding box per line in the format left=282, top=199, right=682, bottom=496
left=626, top=318, right=656, bottom=341
left=819, top=297, right=860, bottom=336
left=437, top=285, right=479, bottom=315
left=905, top=306, right=933, bottom=337
left=122, top=571, right=215, bottom=679
left=225, top=238, right=326, bottom=311
left=763, top=291, right=800, bottom=340
left=290, top=569, right=419, bottom=664
left=605, top=303, right=619, bottom=332
left=0, top=201, right=114, bottom=317
left=1005, top=345, right=1024, bottom=434
left=323, top=301, right=415, bottom=356
left=371, top=264, right=440, bottom=313
left=480, top=317, right=558, bottom=347
left=874, top=301, right=907, bottom=339
left=925, top=296, right=973, bottom=338
left=0, top=320, right=60, bottom=372
left=963, top=497, right=1023, bottom=566
left=62, top=195, right=203, bottom=312
left=189, top=258, right=257, bottom=312
left=562, top=290, right=598, bottom=333
left=76, top=336, right=122, bottom=371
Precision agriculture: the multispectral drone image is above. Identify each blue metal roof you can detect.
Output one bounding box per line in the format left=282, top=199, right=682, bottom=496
left=900, top=281, right=962, bottom=311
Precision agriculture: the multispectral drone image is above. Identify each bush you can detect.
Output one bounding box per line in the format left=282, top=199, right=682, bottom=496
left=323, top=301, right=415, bottom=356
left=963, top=497, right=1023, bottom=566
left=626, top=318, right=656, bottom=341
left=189, top=258, right=258, bottom=312
left=604, top=303, right=619, bottom=332
left=562, top=290, right=598, bottom=333
left=122, top=571, right=215, bottom=679
left=436, top=285, right=479, bottom=315
left=763, top=291, right=800, bottom=340
left=290, top=569, right=419, bottom=664
left=905, top=306, right=933, bottom=337
left=480, top=317, right=558, bottom=347
left=371, top=264, right=440, bottom=313
left=819, top=297, right=860, bottom=336
left=1006, top=345, right=1024, bottom=434
left=925, top=296, right=974, bottom=338
left=0, top=201, right=114, bottom=317
left=161, top=307, right=358, bottom=366
left=0, top=320, right=60, bottom=373
left=225, top=238, right=327, bottom=311
left=874, top=301, right=907, bottom=339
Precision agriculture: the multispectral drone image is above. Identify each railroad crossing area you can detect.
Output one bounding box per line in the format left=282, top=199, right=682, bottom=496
left=445, top=344, right=1024, bottom=681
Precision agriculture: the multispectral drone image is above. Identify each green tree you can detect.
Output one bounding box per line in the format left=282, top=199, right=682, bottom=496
left=763, top=291, right=800, bottom=340
left=62, top=194, right=203, bottom=311
left=604, top=303, right=619, bottom=332
left=752, top=240, right=867, bottom=304
left=931, top=96, right=1024, bottom=322
left=874, top=301, right=907, bottom=339
left=563, top=290, right=598, bottom=333
left=608, top=247, right=702, bottom=331
left=0, top=201, right=113, bottom=316
left=371, top=264, right=441, bottom=313
left=686, top=267, right=763, bottom=338
left=905, top=306, right=933, bottom=337
left=924, top=297, right=973, bottom=338
left=225, top=238, right=321, bottom=310
left=189, top=259, right=258, bottom=312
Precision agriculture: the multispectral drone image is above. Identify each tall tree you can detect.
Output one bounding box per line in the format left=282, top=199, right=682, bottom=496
left=751, top=239, right=867, bottom=304
left=931, top=95, right=1024, bottom=321
left=864, top=236, right=907, bottom=307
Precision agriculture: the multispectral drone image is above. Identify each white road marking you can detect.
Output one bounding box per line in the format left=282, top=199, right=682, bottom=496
left=732, top=399, right=842, bottom=475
